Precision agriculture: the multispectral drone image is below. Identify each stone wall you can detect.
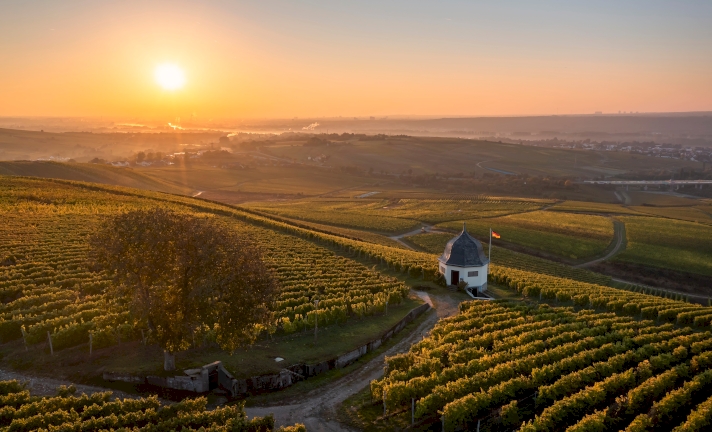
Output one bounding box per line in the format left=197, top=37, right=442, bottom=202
left=104, top=302, right=431, bottom=396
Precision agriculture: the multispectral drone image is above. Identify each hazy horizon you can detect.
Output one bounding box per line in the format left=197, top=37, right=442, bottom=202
left=2, top=1, right=712, bottom=119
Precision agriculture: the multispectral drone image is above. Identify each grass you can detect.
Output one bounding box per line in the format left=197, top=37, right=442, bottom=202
left=244, top=307, right=433, bottom=406
left=615, top=216, right=712, bottom=276
left=436, top=210, right=613, bottom=260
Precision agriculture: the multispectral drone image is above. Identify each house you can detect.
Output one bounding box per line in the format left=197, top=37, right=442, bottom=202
left=438, top=223, right=489, bottom=297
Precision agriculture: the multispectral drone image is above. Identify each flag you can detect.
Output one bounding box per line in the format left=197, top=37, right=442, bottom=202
left=492, top=231, right=501, bottom=239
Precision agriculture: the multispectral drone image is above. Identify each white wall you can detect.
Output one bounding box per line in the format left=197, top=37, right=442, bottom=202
left=441, top=263, right=489, bottom=291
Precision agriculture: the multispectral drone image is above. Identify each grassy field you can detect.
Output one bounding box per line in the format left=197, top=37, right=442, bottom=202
left=615, top=216, right=712, bottom=276
left=436, top=210, right=614, bottom=260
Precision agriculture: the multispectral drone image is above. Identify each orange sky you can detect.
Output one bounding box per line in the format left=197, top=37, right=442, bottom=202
left=1, top=1, right=711, bottom=119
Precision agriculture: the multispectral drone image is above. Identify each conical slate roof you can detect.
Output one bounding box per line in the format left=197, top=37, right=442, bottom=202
left=438, top=223, right=490, bottom=267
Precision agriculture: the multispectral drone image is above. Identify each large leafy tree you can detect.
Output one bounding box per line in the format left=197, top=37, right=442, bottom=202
left=90, top=208, right=277, bottom=370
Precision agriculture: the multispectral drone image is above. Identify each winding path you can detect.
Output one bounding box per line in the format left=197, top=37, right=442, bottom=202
left=244, top=291, right=462, bottom=431
left=387, top=223, right=447, bottom=250
left=574, top=219, right=626, bottom=268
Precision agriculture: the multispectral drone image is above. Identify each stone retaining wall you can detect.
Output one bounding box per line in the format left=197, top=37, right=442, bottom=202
left=104, top=302, right=431, bottom=396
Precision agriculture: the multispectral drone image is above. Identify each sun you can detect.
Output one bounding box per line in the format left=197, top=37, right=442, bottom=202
left=154, top=64, right=186, bottom=91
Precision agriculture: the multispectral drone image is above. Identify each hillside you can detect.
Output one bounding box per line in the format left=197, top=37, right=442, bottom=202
left=0, top=161, right=192, bottom=195
left=4, top=175, right=712, bottom=431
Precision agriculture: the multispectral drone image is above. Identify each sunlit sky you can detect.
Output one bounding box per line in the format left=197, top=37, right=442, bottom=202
left=1, top=1, right=711, bottom=119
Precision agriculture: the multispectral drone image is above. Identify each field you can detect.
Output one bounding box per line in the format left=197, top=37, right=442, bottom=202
left=627, top=192, right=703, bottom=207
left=550, top=200, right=643, bottom=215
left=629, top=205, right=712, bottom=225
left=437, top=210, right=614, bottom=260
left=0, top=161, right=190, bottom=195
left=367, top=299, right=712, bottom=431
left=0, top=176, right=423, bottom=378
left=615, top=216, right=712, bottom=276
left=246, top=197, right=547, bottom=234
left=263, top=136, right=695, bottom=178
left=405, top=232, right=612, bottom=286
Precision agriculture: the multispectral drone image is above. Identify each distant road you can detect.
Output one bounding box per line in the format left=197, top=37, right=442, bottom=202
left=575, top=219, right=626, bottom=268
left=476, top=159, right=516, bottom=175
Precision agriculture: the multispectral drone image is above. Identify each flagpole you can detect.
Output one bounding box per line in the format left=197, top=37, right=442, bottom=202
left=489, top=228, right=492, bottom=261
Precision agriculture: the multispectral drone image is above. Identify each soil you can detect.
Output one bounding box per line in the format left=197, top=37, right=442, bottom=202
left=592, top=261, right=712, bottom=298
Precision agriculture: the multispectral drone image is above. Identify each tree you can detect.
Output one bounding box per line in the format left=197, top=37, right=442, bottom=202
left=136, top=151, right=146, bottom=163
left=89, top=209, right=278, bottom=370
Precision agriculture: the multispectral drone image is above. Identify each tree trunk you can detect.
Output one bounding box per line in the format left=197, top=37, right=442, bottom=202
left=164, top=351, right=176, bottom=371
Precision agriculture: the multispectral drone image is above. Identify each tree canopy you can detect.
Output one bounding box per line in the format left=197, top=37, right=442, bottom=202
left=89, top=208, right=278, bottom=369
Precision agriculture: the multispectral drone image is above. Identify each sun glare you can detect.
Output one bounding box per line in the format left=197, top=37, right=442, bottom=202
left=154, top=64, right=186, bottom=91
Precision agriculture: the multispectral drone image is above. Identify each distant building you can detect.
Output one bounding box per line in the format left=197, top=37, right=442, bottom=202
left=438, top=224, right=489, bottom=297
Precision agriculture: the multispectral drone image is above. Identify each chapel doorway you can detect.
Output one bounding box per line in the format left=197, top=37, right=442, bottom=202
left=450, top=270, right=459, bottom=286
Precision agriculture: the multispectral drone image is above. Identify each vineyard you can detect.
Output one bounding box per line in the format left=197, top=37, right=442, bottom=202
left=245, top=197, right=547, bottom=233
left=0, top=381, right=304, bottom=431
left=615, top=216, right=712, bottom=276
left=0, top=177, right=413, bottom=362
left=372, top=300, right=712, bottom=431
left=405, top=232, right=612, bottom=286
left=437, top=210, right=614, bottom=260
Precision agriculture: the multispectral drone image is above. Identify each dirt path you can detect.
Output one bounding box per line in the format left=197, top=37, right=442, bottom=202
left=244, top=290, right=462, bottom=431
left=575, top=219, right=626, bottom=268
left=388, top=224, right=447, bottom=250
left=0, top=369, right=138, bottom=399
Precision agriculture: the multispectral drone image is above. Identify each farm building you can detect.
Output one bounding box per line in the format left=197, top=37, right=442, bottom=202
left=438, top=223, right=489, bottom=297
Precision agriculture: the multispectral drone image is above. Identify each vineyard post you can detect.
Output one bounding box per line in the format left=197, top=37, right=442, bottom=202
left=476, top=419, right=480, bottom=432
left=47, top=331, right=53, bottom=356
left=411, top=398, right=414, bottom=425
left=383, top=389, right=387, bottom=417
left=21, top=327, right=28, bottom=351
left=89, top=333, right=93, bottom=357
left=142, top=329, right=146, bottom=345
left=314, top=299, right=320, bottom=344
left=385, top=301, right=388, bottom=316
left=441, top=415, right=445, bottom=431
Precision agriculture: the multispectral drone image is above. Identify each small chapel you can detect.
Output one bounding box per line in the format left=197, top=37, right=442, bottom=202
left=438, top=223, right=489, bottom=297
